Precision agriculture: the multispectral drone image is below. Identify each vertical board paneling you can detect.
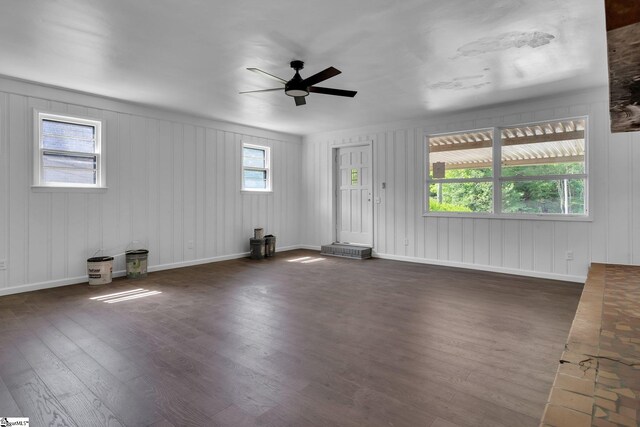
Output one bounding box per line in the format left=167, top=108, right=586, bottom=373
left=195, top=127, right=205, bottom=259
left=117, top=113, right=132, bottom=255
left=1, top=86, right=301, bottom=294
left=489, top=219, right=502, bottom=266
left=182, top=124, right=196, bottom=261
left=394, top=130, right=407, bottom=255
left=130, top=115, right=149, bottom=249
left=172, top=123, right=184, bottom=262
left=27, top=97, right=51, bottom=283
left=147, top=118, right=160, bottom=267
left=533, top=222, right=553, bottom=273
left=301, top=89, right=636, bottom=281
left=519, top=221, right=534, bottom=272
left=502, top=220, right=520, bottom=270
left=607, top=132, right=631, bottom=263
left=447, top=218, right=463, bottom=262
left=589, top=102, right=609, bottom=263
left=473, top=219, right=490, bottom=265
left=158, top=121, right=173, bottom=265
left=552, top=223, right=568, bottom=275
left=0, top=92, right=8, bottom=288
left=633, top=134, right=640, bottom=264
left=8, top=94, right=28, bottom=286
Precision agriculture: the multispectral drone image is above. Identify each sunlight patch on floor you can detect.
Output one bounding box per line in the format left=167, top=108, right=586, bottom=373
left=90, top=288, right=162, bottom=303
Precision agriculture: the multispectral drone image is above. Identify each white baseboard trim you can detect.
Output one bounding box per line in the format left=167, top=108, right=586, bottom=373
left=297, top=245, right=322, bottom=251
left=0, top=245, right=305, bottom=297
left=373, top=252, right=586, bottom=283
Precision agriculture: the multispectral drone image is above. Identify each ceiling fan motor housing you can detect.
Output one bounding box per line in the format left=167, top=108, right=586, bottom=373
left=285, top=61, right=309, bottom=97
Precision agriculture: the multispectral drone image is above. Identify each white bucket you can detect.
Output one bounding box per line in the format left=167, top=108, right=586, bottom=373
left=87, top=256, right=114, bottom=285
left=254, top=228, right=264, bottom=239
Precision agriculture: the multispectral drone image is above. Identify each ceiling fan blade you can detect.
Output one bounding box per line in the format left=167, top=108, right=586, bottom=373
left=308, top=86, right=357, bottom=97
left=239, top=88, right=283, bottom=94
left=301, top=67, right=341, bottom=87
left=247, top=68, right=287, bottom=84
left=294, top=96, right=307, bottom=106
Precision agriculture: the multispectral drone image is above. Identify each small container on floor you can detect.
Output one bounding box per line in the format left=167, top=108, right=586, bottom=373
left=125, top=249, right=149, bottom=279
left=250, top=238, right=265, bottom=259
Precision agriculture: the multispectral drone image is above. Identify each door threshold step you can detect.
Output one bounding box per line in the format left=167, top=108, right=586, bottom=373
left=320, top=243, right=372, bottom=259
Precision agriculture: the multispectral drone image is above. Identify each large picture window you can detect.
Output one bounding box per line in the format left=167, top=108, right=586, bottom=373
left=242, top=143, right=271, bottom=191
left=33, top=111, right=104, bottom=188
left=426, top=118, right=588, bottom=218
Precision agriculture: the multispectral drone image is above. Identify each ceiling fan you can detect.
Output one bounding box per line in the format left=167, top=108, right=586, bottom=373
left=240, top=60, right=357, bottom=106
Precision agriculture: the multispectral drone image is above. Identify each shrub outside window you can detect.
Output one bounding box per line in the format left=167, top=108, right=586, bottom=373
left=425, top=118, right=588, bottom=218
left=33, top=111, right=104, bottom=188
left=242, top=144, right=271, bottom=191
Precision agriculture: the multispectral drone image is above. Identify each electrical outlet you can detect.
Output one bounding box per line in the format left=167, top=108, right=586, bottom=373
left=404, top=239, right=409, bottom=246
left=566, top=250, right=574, bottom=261
left=187, top=240, right=194, bottom=249
left=0, top=259, right=6, bottom=270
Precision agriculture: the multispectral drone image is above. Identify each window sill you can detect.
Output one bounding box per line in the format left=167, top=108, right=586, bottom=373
left=423, top=211, right=592, bottom=222
left=241, top=190, right=273, bottom=194
left=31, top=186, right=108, bottom=193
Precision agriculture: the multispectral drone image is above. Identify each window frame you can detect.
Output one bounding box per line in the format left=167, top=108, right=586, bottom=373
left=33, top=110, right=105, bottom=190
left=241, top=143, right=272, bottom=192
left=424, top=117, right=590, bottom=221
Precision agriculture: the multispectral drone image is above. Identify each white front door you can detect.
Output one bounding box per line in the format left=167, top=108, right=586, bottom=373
left=336, top=144, right=373, bottom=246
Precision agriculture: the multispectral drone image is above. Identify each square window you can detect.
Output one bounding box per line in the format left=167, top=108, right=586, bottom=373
left=500, top=119, right=587, bottom=216
left=427, top=129, right=494, bottom=213
left=34, top=111, right=105, bottom=188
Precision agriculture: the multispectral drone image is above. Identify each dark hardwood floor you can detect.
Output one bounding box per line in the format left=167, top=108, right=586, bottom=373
left=0, top=250, right=582, bottom=427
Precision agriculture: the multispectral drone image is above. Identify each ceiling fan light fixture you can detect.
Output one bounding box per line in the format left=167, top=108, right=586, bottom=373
left=285, top=68, right=309, bottom=97
left=285, top=88, right=309, bottom=97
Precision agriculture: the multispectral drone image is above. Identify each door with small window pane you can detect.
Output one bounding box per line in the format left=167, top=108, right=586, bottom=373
left=336, top=145, right=372, bottom=246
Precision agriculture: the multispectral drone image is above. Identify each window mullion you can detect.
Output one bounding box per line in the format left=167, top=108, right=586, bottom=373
left=427, top=177, right=492, bottom=184
left=500, top=173, right=587, bottom=182
left=41, top=148, right=98, bottom=158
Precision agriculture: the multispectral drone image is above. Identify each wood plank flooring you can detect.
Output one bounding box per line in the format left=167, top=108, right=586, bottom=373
left=0, top=250, right=582, bottom=426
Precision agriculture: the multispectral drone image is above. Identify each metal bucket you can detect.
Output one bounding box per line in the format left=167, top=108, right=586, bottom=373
left=264, top=235, right=276, bottom=257
left=125, top=249, right=149, bottom=279
left=250, top=238, right=265, bottom=259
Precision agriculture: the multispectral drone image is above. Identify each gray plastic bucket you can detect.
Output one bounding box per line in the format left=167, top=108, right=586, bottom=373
left=125, top=249, right=148, bottom=279
left=87, top=256, right=114, bottom=285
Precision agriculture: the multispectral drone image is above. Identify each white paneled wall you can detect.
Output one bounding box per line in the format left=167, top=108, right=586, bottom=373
left=0, top=78, right=302, bottom=295
left=302, top=88, right=640, bottom=282
left=2, top=79, right=638, bottom=294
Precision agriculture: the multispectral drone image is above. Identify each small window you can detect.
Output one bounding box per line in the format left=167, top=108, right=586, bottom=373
left=242, top=144, right=271, bottom=191
left=34, top=111, right=104, bottom=188
left=427, top=129, right=494, bottom=213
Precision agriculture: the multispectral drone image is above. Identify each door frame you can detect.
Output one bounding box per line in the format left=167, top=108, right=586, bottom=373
left=331, top=141, right=374, bottom=246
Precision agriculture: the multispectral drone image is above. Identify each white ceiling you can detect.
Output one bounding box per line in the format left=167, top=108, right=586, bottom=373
left=0, top=0, right=608, bottom=136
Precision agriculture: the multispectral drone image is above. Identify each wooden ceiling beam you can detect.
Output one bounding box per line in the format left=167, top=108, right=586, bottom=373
left=429, top=139, right=493, bottom=152
left=502, top=130, right=584, bottom=146
left=430, top=155, right=585, bottom=171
